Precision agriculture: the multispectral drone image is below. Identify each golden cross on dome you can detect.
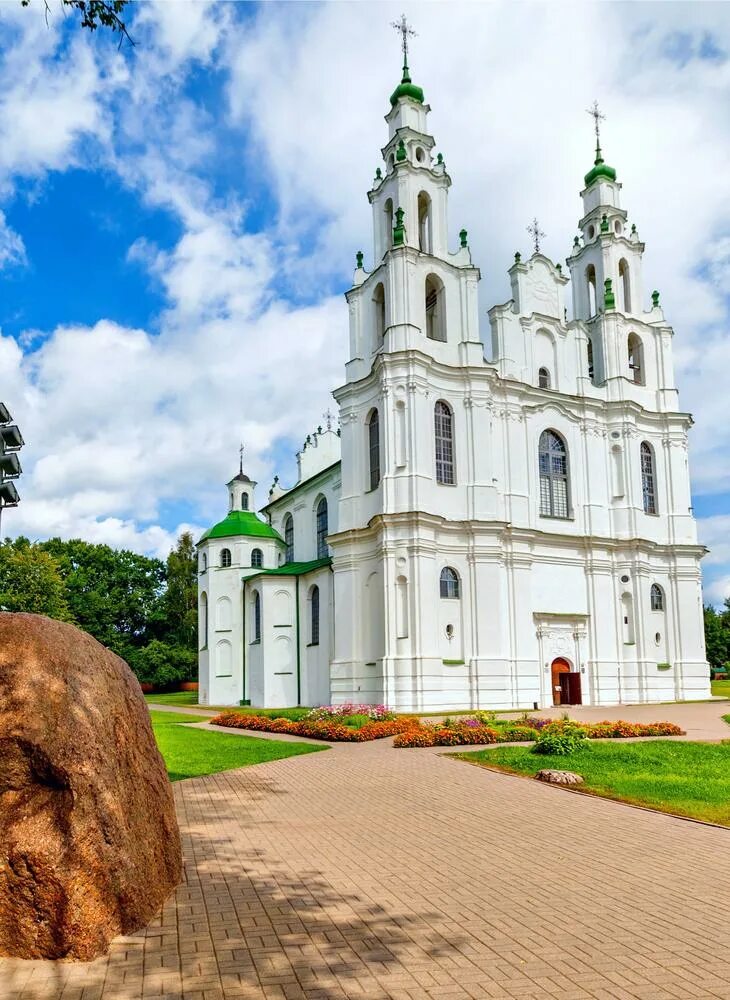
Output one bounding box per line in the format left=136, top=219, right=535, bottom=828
left=391, top=14, right=417, bottom=65
left=527, top=217, right=546, bottom=255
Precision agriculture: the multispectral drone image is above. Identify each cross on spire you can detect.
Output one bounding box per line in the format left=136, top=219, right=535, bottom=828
left=323, top=408, right=335, bottom=431
left=586, top=99, right=606, bottom=158
left=239, top=441, right=245, bottom=475
left=527, top=217, right=545, bottom=255
left=391, top=14, right=417, bottom=73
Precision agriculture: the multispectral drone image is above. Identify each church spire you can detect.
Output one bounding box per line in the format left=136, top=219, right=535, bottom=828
left=389, top=14, right=424, bottom=106
left=584, top=100, right=617, bottom=187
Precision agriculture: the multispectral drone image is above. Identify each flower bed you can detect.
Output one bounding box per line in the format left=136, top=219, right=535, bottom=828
left=210, top=712, right=420, bottom=742
left=305, top=702, right=396, bottom=721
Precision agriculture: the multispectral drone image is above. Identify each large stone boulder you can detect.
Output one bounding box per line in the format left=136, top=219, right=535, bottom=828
left=0, top=613, right=182, bottom=961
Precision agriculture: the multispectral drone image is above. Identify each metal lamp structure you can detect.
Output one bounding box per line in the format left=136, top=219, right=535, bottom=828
left=0, top=403, right=23, bottom=538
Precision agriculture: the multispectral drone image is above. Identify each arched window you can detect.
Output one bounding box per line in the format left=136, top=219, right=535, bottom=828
left=200, top=552, right=207, bottom=573
left=199, top=593, right=208, bottom=649
left=425, top=274, right=446, bottom=341
left=220, top=548, right=232, bottom=568
left=539, top=430, right=570, bottom=518
left=418, top=191, right=432, bottom=253
left=251, top=548, right=263, bottom=568
left=641, top=442, right=657, bottom=514
left=628, top=333, right=644, bottom=385
left=434, top=401, right=455, bottom=485
left=316, top=497, right=328, bottom=559
left=384, top=198, right=393, bottom=248
left=538, top=367, right=551, bottom=389
left=252, top=590, right=261, bottom=642
left=439, top=567, right=460, bottom=599
left=309, top=585, right=320, bottom=645
left=373, top=282, right=386, bottom=345
left=368, top=409, right=380, bottom=490
left=586, top=264, right=597, bottom=317
left=283, top=514, right=294, bottom=563
left=587, top=336, right=595, bottom=381
left=650, top=583, right=664, bottom=611
left=618, top=258, right=631, bottom=313
left=241, top=493, right=249, bottom=510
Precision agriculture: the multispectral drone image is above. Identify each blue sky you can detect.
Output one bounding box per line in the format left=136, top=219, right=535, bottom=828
left=0, top=1, right=728, bottom=605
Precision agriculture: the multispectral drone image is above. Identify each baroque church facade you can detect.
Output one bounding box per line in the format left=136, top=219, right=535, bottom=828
left=197, top=56, right=710, bottom=712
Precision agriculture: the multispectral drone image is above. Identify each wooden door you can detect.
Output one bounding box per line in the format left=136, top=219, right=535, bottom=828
left=567, top=672, right=582, bottom=705
left=551, top=657, right=571, bottom=705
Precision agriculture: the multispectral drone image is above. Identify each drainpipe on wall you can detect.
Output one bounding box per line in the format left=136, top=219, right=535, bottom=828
left=295, top=574, right=302, bottom=706
left=241, top=578, right=249, bottom=706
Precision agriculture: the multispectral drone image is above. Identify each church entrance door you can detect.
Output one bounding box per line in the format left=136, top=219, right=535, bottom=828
left=551, top=657, right=571, bottom=706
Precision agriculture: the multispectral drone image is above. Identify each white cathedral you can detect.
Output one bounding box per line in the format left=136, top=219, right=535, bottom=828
left=197, top=50, right=710, bottom=712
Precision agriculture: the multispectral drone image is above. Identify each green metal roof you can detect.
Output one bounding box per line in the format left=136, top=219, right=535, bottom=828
left=390, top=66, right=424, bottom=107
left=246, top=557, right=332, bottom=578
left=584, top=145, right=617, bottom=187
left=199, top=510, right=283, bottom=544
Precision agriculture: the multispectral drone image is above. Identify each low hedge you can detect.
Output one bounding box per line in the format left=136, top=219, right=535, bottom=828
left=393, top=718, right=685, bottom=749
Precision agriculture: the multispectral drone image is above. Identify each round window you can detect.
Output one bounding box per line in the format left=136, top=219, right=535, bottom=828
left=620, top=574, right=630, bottom=583
left=416, top=147, right=425, bottom=163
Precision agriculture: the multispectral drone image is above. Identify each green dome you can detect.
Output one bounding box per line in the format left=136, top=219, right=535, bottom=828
left=199, top=510, right=282, bottom=544
left=390, top=68, right=424, bottom=107
left=584, top=146, right=617, bottom=187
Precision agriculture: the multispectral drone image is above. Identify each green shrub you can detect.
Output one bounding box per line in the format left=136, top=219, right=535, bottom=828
left=531, top=719, right=589, bottom=756
left=339, top=713, right=372, bottom=729
left=474, top=710, right=498, bottom=725
left=129, top=640, right=197, bottom=689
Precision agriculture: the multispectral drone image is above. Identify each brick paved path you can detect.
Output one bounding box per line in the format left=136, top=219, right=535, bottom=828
left=3, top=721, right=730, bottom=999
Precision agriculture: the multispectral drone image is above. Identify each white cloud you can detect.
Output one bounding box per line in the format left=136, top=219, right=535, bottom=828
left=0, top=210, right=26, bottom=269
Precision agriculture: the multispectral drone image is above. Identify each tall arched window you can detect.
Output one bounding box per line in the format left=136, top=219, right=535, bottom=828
left=220, top=548, right=232, bottom=568
left=618, top=258, right=631, bottom=313
left=384, top=198, right=393, bottom=249
left=586, top=264, right=597, bottom=316
left=628, top=333, right=644, bottom=385
left=283, top=514, right=294, bottom=563
left=650, top=583, right=664, bottom=611
left=587, top=336, right=595, bottom=381
left=538, top=367, right=551, bottom=389
left=200, top=552, right=207, bottom=573
left=252, top=591, right=261, bottom=642
left=418, top=191, right=432, bottom=253
left=251, top=548, right=263, bottom=568
left=309, top=585, right=320, bottom=645
left=199, top=593, right=208, bottom=649
left=539, top=430, right=570, bottom=518
left=439, top=567, right=460, bottom=599
left=434, top=401, right=455, bottom=484
left=241, top=493, right=249, bottom=510
left=641, top=442, right=657, bottom=514
left=425, top=274, right=446, bottom=341
left=368, top=409, right=380, bottom=490
left=316, top=497, right=328, bottom=558
left=373, top=282, right=386, bottom=345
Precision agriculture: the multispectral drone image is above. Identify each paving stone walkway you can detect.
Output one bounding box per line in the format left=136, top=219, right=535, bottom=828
left=2, top=704, right=730, bottom=1000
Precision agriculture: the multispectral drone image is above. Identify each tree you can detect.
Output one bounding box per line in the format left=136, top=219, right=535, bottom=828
left=20, top=1, right=133, bottom=45
left=128, top=639, right=196, bottom=690
left=40, top=537, right=165, bottom=662
left=163, top=531, right=197, bottom=653
left=0, top=538, right=72, bottom=620
left=704, top=605, right=730, bottom=672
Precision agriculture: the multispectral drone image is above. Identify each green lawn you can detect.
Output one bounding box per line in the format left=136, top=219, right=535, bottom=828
left=149, top=710, right=325, bottom=781
left=145, top=690, right=202, bottom=707
left=711, top=679, right=730, bottom=699
left=458, top=740, right=730, bottom=826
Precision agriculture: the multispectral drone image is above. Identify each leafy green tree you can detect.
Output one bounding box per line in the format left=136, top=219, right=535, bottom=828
left=0, top=538, right=72, bottom=620
left=128, top=640, right=196, bottom=689
left=20, top=0, right=133, bottom=44
left=163, top=531, right=198, bottom=653
left=704, top=605, right=730, bottom=672
left=40, top=538, right=165, bottom=662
